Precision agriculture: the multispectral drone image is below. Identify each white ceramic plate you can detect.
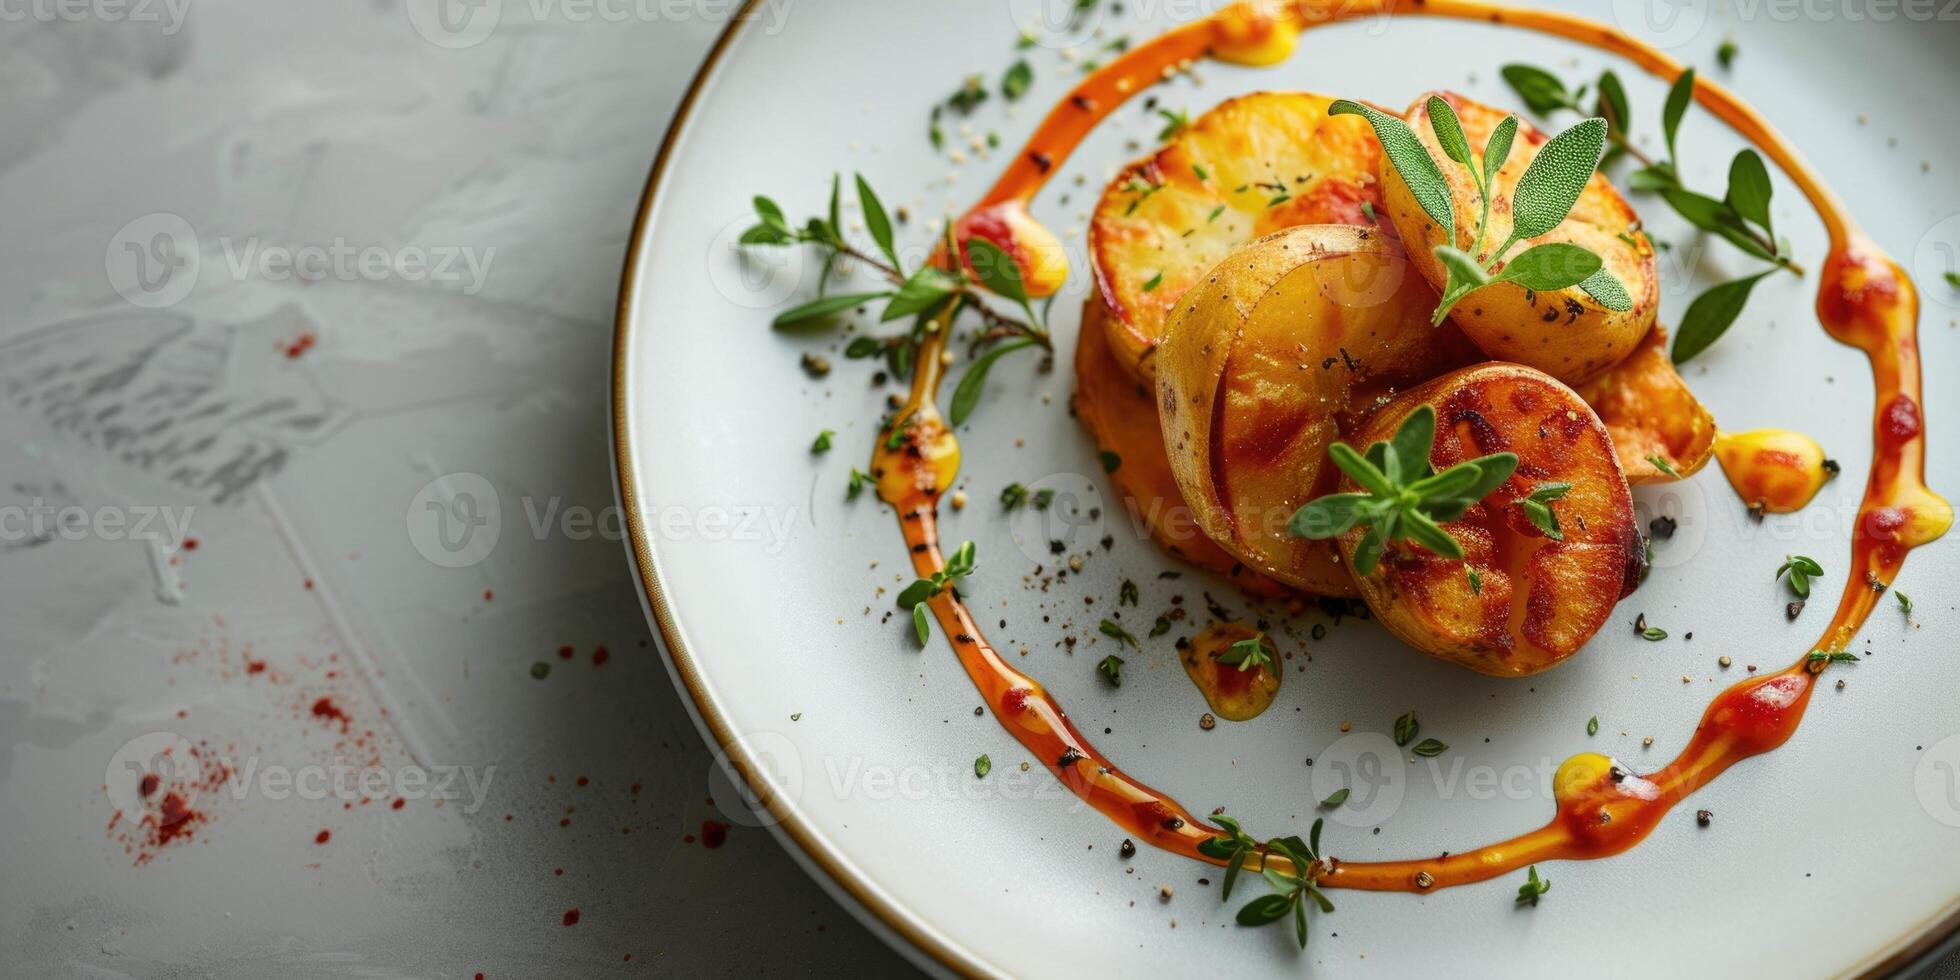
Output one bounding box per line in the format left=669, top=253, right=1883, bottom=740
left=615, top=2, right=1960, bottom=974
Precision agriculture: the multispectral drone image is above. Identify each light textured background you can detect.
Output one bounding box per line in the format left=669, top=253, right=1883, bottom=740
left=0, top=5, right=909, bottom=977
left=1, top=2, right=1956, bottom=977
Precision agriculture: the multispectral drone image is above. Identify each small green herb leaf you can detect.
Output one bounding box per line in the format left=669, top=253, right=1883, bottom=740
left=1483, top=114, right=1519, bottom=185
left=1671, top=271, right=1774, bottom=364
left=1493, top=242, right=1602, bottom=292
left=1097, top=654, right=1125, bottom=686
left=1394, top=711, right=1418, bottom=747
left=1217, top=634, right=1276, bottom=672
left=1411, top=738, right=1449, bottom=758
left=1501, top=64, right=1576, bottom=115
left=810, top=430, right=834, bottom=454
left=1515, top=865, right=1551, bottom=906
left=912, top=603, right=931, bottom=646
left=1099, top=619, right=1138, bottom=649
left=881, top=267, right=960, bottom=322
left=1001, top=60, right=1033, bottom=101
left=1662, top=68, right=1696, bottom=166
left=1724, top=149, right=1774, bottom=240
left=1587, top=715, right=1600, bottom=736
left=949, top=338, right=1039, bottom=426
left=773, top=291, right=889, bottom=327
left=975, top=754, right=992, bottom=777
left=855, top=173, right=900, bottom=271
left=1425, top=95, right=1475, bottom=169
left=1321, top=788, right=1350, bottom=808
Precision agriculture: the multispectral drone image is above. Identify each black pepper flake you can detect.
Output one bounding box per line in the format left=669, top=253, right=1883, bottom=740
left=1696, top=809, right=1712, bottom=827
left=1650, top=515, right=1677, bottom=539
left=1787, top=600, right=1805, bottom=620
left=1120, top=838, right=1137, bottom=858
left=954, top=633, right=976, bottom=644
left=910, top=543, right=929, bottom=553
left=1029, top=151, right=1053, bottom=173
left=1070, top=95, right=1096, bottom=112
left=1057, top=747, right=1084, bottom=767
left=1048, top=540, right=1066, bottom=555
left=1161, top=816, right=1185, bottom=830
left=974, top=706, right=984, bottom=716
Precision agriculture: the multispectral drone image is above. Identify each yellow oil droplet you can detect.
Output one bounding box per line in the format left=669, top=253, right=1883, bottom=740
left=1209, top=1, right=1301, bottom=66
left=1711, top=428, right=1832, bottom=513
left=1180, top=622, right=1281, bottom=721
left=1552, top=752, right=1615, bottom=802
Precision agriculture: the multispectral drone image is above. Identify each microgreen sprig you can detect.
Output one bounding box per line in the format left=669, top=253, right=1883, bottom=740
left=1500, top=64, right=1804, bottom=363
left=1515, top=865, right=1551, bottom=907
left=1776, top=554, right=1823, bottom=598
left=1288, top=405, right=1519, bottom=576
left=1198, top=815, right=1335, bottom=950
left=1330, top=97, right=1632, bottom=327
left=896, top=540, right=978, bottom=645
left=1217, top=633, right=1276, bottom=672
left=1519, top=482, right=1573, bottom=541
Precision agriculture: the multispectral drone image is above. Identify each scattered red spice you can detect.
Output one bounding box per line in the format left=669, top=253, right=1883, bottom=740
left=310, top=697, right=350, bottom=733
left=483, top=589, right=494, bottom=601
left=683, top=834, right=695, bottom=844
left=391, top=798, right=406, bottom=810
left=181, top=537, right=199, bottom=551
left=629, top=782, right=642, bottom=796
left=700, top=820, right=730, bottom=849
left=557, top=645, right=574, bottom=660
left=149, top=791, right=202, bottom=848
left=559, top=818, right=571, bottom=827
left=562, top=908, right=581, bottom=927
left=592, top=646, right=610, bottom=666
left=554, top=868, right=564, bottom=876
left=303, top=578, right=314, bottom=590
left=245, top=658, right=267, bottom=675
left=315, top=829, right=331, bottom=845
left=139, top=774, right=160, bottom=797
left=282, top=331, right=317, bottom=359
left=576, top=776, right=589, bottom=787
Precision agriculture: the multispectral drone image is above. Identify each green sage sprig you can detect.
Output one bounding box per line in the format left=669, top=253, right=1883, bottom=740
left=1500, top=64, right=1803, bottom=364
left=1330, top=97, right=1632, bottom=327
left=896, top=540, right=978, bottom=646
left=1287, top=405, right=1519, bottom=575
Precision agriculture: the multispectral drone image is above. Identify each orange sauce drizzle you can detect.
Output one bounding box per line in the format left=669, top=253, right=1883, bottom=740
left=875, top=0, right=1950, bottom=891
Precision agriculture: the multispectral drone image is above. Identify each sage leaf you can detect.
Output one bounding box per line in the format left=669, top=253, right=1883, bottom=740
left=1426, top=95, right=1474, bottom=169
left=1662, top=68, right=1696, bottom=165
left=1510, top=118, right=1607, bottom=239
left=1578, top=268, right=1635, bottom=311
left=1483, top=114, right=1519, bottom=185
left=881, top=267, right=960, bottom=322
left=1501, top=64, right=1574, bottom=115
left=1331, top=99, right=1454, bottom=240
left=1725, top=148, right=1774, bottom=239
left=1671, top=271, right=1774, bottom=364
left=1493, top=242, right=1602, bottom=291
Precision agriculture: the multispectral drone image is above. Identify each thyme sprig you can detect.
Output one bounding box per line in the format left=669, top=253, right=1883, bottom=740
left=741, top=175, right=1050, bottom=424
left=1288, top=405, right=1519, bottom=576
left=1500, top=64, right=1804, bottom=363
left=1199, top=815, right=1335, bottom=949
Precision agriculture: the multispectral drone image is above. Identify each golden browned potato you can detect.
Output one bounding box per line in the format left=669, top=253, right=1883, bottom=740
left=1090, top=91, right=1385, bottom=381
left=1073, top=299, right=1320, bottom=597
left=1335, top=363, right=1644, bottom=676
left=1380, top=92, right=1658, bottom=384
left=1155, top=224, right=1478, bottom=593
left=1576, top=323, right=1716, bottom=483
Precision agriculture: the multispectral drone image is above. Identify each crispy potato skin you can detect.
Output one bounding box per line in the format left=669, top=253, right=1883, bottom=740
left=1074, top=299, right=1318, bottom=596
left=1091, top=91, right=1386, bottom=381
left=1339, top=363, right=1644, bottom=676
left=1576, top=323, right=1717, bottom=482
left=1156, top=225, right=1479, bottom=593
left=1382, top=92, right=1658, bottom=384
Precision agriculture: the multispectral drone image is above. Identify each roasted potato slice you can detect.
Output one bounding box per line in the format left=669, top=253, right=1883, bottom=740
left=1091, top=91, right=1385, bottom=381
left=1156, top=225, right=1478, bottom=593
left=1381, top=92, right=1658, bottom=384
left=1336, top=363, right=1644, bottom=676
left=1074, top=299, right=1318, bottom=596
left=1576, top=323, right=1716, bottom=482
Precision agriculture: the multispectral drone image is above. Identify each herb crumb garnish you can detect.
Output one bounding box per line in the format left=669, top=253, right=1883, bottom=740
left=530, top=662, right=551, bottom=680
left=1098, top=654, right=1125, bottom=686
left=1217, top=634, right=1275, bottom=672
left=1099, top=619, right=1138, bottom=649
left=810, top=429, right=834, bottom=454
left=1119, top=579, right=1140, bottom=606
left=1394, top=711, right=1418, bottom=747
left=1143, top=270, right=1165, bottom=291
left=1001, top=60, right=1032, bottom=101
left=1514, top=866, right=1550, bottom=907
left=1411, top=738, right=1448, bottom=758
left=1320, top=788, right=1350, bottom=809
left=1776, top=555, right=1823, bottom=599
left=1586, top=715, right=1599, bottom=736
left=1646, top=453, right=1681, bottom=478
